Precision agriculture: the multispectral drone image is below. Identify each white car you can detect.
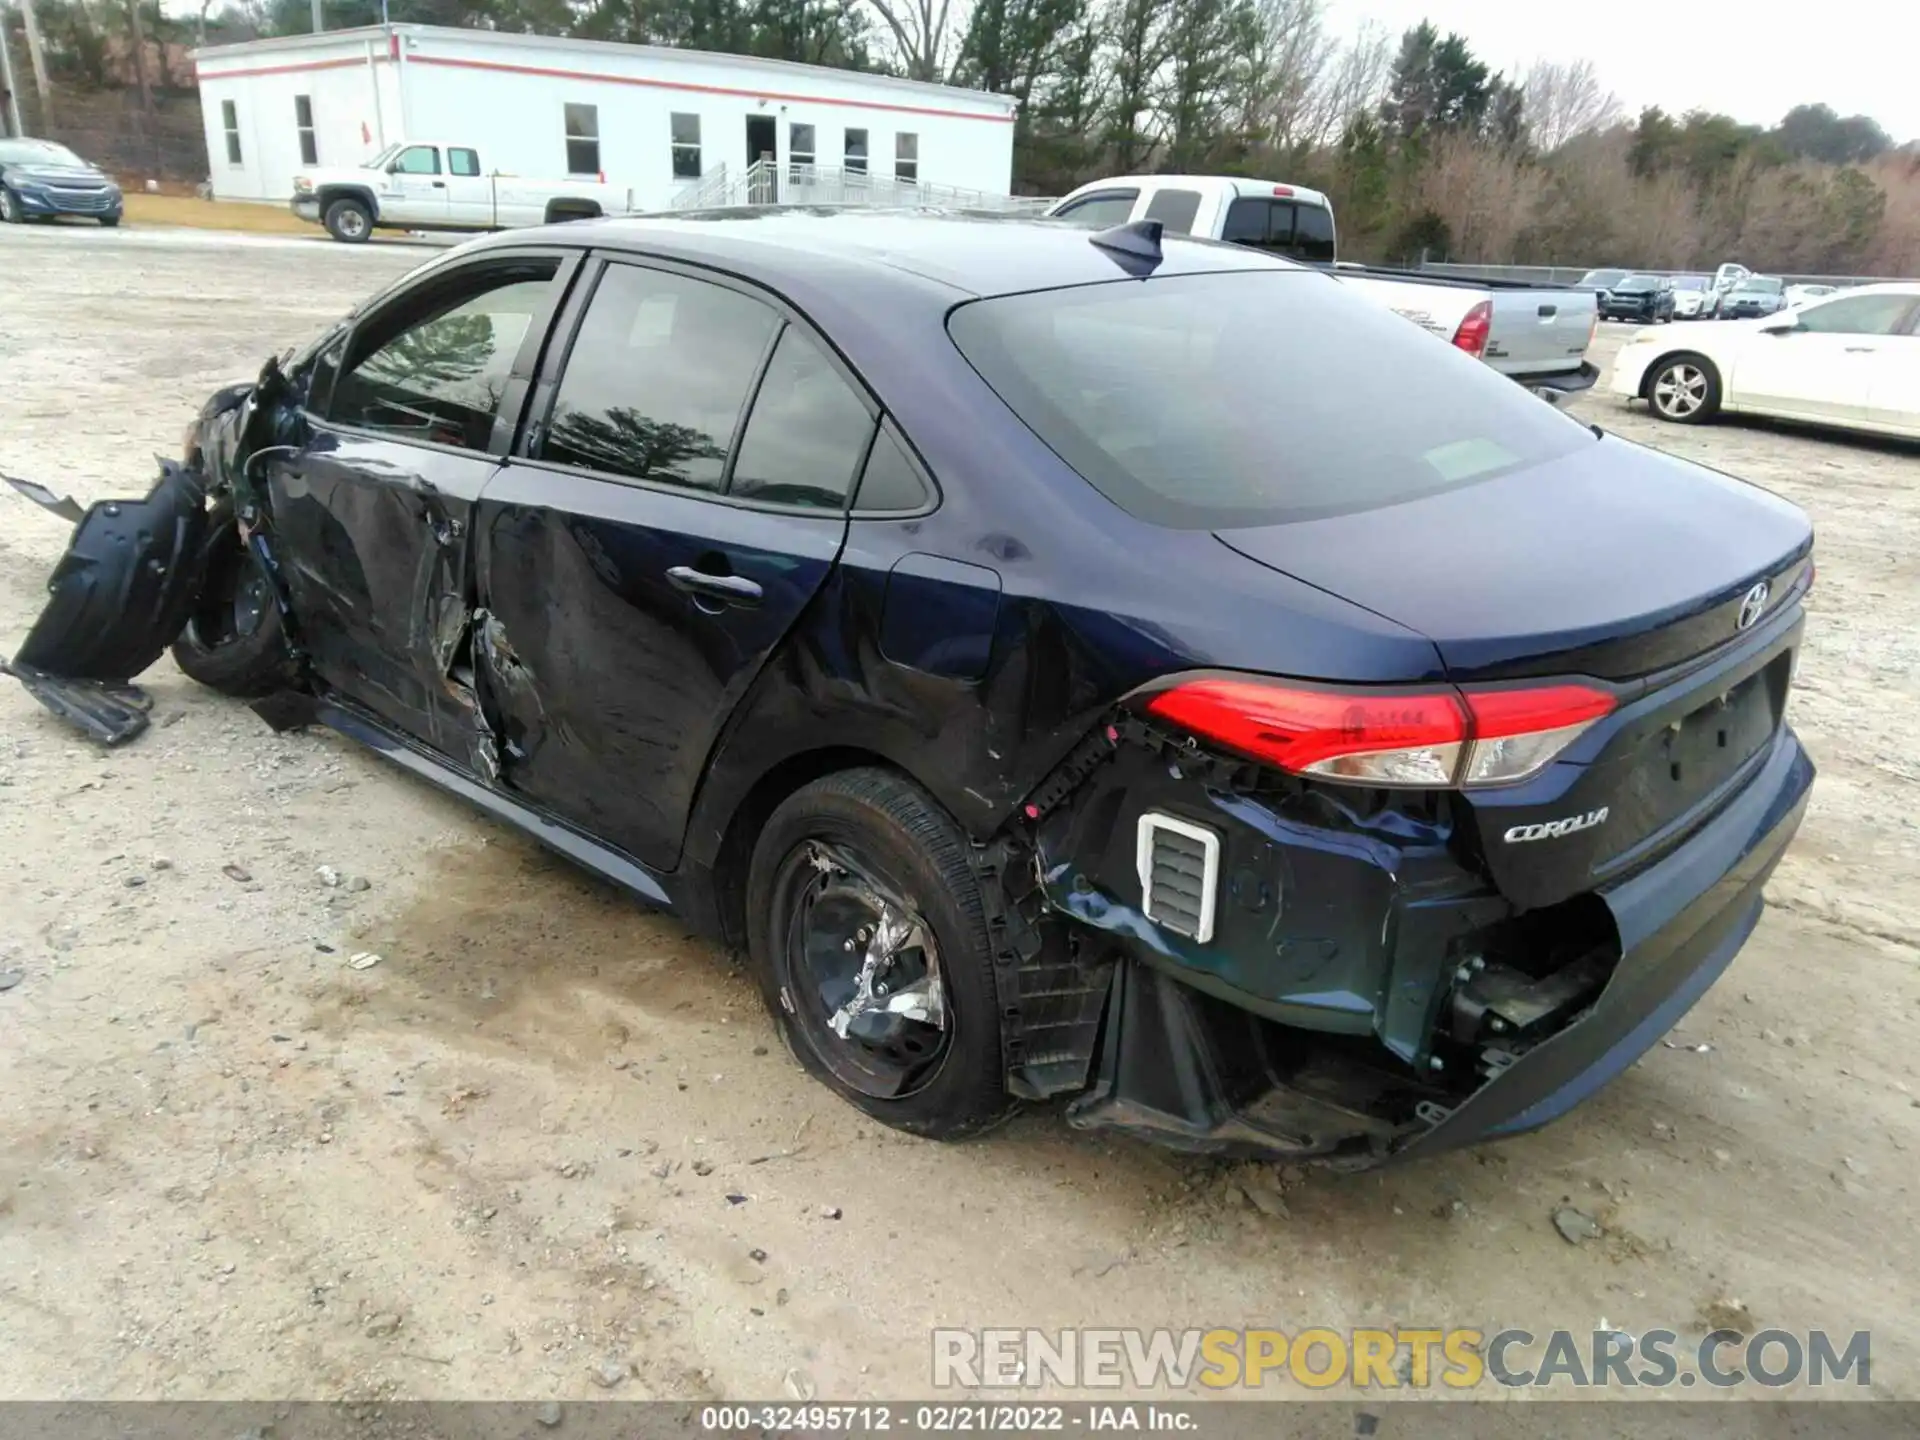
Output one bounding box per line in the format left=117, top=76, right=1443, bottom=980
left=1785, top=283, right=1839, bottom=308
left=1607, top=282, right=1920, bottom=437
left=1669, top=275, right=1713, bottom=319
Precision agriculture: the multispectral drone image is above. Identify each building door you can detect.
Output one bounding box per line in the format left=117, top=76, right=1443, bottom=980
left=746, top=114, right=777, bottom=201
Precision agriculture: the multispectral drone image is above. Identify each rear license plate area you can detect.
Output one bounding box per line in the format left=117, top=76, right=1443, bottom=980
left=1595, top=655, right=1789, bottom=869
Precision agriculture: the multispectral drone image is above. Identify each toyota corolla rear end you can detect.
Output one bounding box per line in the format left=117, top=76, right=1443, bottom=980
left=949, top=256, right=1814, bottom=1166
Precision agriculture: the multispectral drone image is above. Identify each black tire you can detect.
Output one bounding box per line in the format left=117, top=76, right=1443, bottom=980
left=1644, top=352, right=1722, bottom=425
left=170, top=502, right=297, bottom=698
left=99, top=214, right=121, bottom=228
left=745, top=768, right=1012, bottom=1140
left=0, top=186, right=20, bottom=224
left=323, top=196, right=372, bottom=244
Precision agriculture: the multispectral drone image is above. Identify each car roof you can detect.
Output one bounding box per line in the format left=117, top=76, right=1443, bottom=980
left=469, top=206, right=1305, bottom=299
left=1057, top=174, right=1334, bottom=208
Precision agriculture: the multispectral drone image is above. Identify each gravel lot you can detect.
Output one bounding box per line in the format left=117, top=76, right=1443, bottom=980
left=2, top=225, right=1917, bottom=1404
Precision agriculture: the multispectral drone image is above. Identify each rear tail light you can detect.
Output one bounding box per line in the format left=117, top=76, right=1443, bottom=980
left=1452, top=300, right=1492, bottom=359
left=1143, top=677, right=1615, bottom=789
left=1271, top=185, right=1295, bottom=196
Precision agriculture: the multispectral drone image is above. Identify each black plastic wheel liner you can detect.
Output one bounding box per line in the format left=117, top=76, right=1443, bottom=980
left=12, top=458, right=210, bottom=682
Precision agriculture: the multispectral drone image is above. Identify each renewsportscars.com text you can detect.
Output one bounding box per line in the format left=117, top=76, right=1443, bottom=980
left=931, top=1327, right=1871, bottom=1391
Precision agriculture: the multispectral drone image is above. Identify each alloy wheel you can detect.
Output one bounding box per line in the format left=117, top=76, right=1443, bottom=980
left=1652, top=363, right=1708, bottom=419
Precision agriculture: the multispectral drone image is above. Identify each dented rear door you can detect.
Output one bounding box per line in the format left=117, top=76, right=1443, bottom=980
left=473, top=257, right=872, bottom=872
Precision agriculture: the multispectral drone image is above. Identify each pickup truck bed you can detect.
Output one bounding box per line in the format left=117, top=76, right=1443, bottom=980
left=1335, top=264, right=1598, bottom=392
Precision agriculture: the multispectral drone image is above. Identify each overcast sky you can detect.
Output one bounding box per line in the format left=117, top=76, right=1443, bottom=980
left=1333, top=0, right=1920, bottom=144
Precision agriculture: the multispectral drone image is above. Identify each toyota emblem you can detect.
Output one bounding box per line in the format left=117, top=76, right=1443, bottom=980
left=1736, top=580, right=1770, bottom=631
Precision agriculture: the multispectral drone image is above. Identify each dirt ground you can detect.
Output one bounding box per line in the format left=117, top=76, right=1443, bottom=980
left=1, top=224, right=1916, bottom=1406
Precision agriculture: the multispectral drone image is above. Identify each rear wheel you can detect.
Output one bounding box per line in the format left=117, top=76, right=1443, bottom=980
left=1645, top=353, right=1721, bottom=424
left=170, top=502, right=297, bottom=698
left=323, top=196, right=372, bottom=244
left=745, top=769, right=1012, bottom=1140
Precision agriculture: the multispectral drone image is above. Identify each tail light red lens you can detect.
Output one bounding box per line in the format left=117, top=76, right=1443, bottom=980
left=1452, top=300, right=1492, bottom=359
left=1143, top=677, right=1615, bottom=789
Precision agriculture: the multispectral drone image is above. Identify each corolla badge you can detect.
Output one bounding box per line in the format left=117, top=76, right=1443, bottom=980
left=1504, top=807, right=1608, bottom=843
left=1737, top=581, right=1770, bottom=631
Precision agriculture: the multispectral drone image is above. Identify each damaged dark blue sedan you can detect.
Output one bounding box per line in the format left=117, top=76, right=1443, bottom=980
left=2, top=210, right=1816, bottom=1166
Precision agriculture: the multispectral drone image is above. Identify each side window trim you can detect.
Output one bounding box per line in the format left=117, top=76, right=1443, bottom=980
left=320, top=247, right=581, bottom=459
left=518, top=249, right=888, bottom=517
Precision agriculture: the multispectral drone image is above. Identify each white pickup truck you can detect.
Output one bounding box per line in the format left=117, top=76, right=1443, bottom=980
left=291, top=141, right=635, bottom=244
left=1047, top=175, right=1600, bottom=403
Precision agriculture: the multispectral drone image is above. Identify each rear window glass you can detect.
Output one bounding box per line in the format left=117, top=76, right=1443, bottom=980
left=946, top=271, right=1593, bottom=529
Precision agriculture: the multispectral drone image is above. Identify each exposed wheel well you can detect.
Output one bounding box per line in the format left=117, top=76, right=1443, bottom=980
left=315, top=185, right=376, bottom=219
left=545, top=198, right=603, bottom=224
left=708, top=746, right=917, bottom=951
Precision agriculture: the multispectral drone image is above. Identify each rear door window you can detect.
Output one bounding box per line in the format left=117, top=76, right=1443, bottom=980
left=853, top=424, right=934, bottom=514
left=1142, top=188, right=1202, bottom=235
left=729, top=326, right=876, bottom=510
left=1054, top=191, right=1139, bottom=228
left=538, top=263, right=779, bottom=492
left=948, top=271, right=1591, bottom=529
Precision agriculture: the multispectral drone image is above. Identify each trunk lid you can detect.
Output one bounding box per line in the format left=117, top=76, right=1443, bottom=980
left=1215, top=434, right=1810, bottom=683
left=1217, top=435, right=1813, bottom=908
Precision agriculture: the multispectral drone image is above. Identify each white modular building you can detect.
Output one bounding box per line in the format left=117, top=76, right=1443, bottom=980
left=191, top=24, right=1018, bottom=209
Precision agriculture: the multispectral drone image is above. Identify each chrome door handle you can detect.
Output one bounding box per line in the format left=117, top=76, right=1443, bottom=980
left=666, top=566, right=763, bottom=607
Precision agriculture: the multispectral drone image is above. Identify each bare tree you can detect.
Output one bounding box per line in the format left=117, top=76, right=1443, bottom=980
left=1413, top=130, right=1546, bottom=261
left=1296, top=20, right=1391, bottom=148
left=127, top=0, right=153, bottom=114
left=862, top=0, right=970, bottom=82
left=1235, top=0, right=1332, bottom=155
left=1521, top=59, right=1621, bottom=153
left=17, top=0, right=54, bottom=128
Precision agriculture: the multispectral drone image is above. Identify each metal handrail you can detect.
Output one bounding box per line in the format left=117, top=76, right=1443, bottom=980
left=668, top=157, right=1054, bottom=214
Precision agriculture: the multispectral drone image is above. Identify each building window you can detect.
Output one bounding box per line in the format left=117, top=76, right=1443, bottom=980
left=221, top=99, right=242, bottom=165
left=294, top=94, right=317, bottom=166
left=895, top=132, right=917, bottom=183
left=788, top=122, right=815, bottom=180
left=564, top=102, right=600, bottom=176
left=670, top=113, right=701, bottom=179
left=844, top=127, right=867, bottom=175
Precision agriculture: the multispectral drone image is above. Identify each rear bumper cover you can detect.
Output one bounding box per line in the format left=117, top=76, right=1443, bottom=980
left=1066, top=725, right=1813, bottom=1164
left=1522, top=361, right=1600, bottom=405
